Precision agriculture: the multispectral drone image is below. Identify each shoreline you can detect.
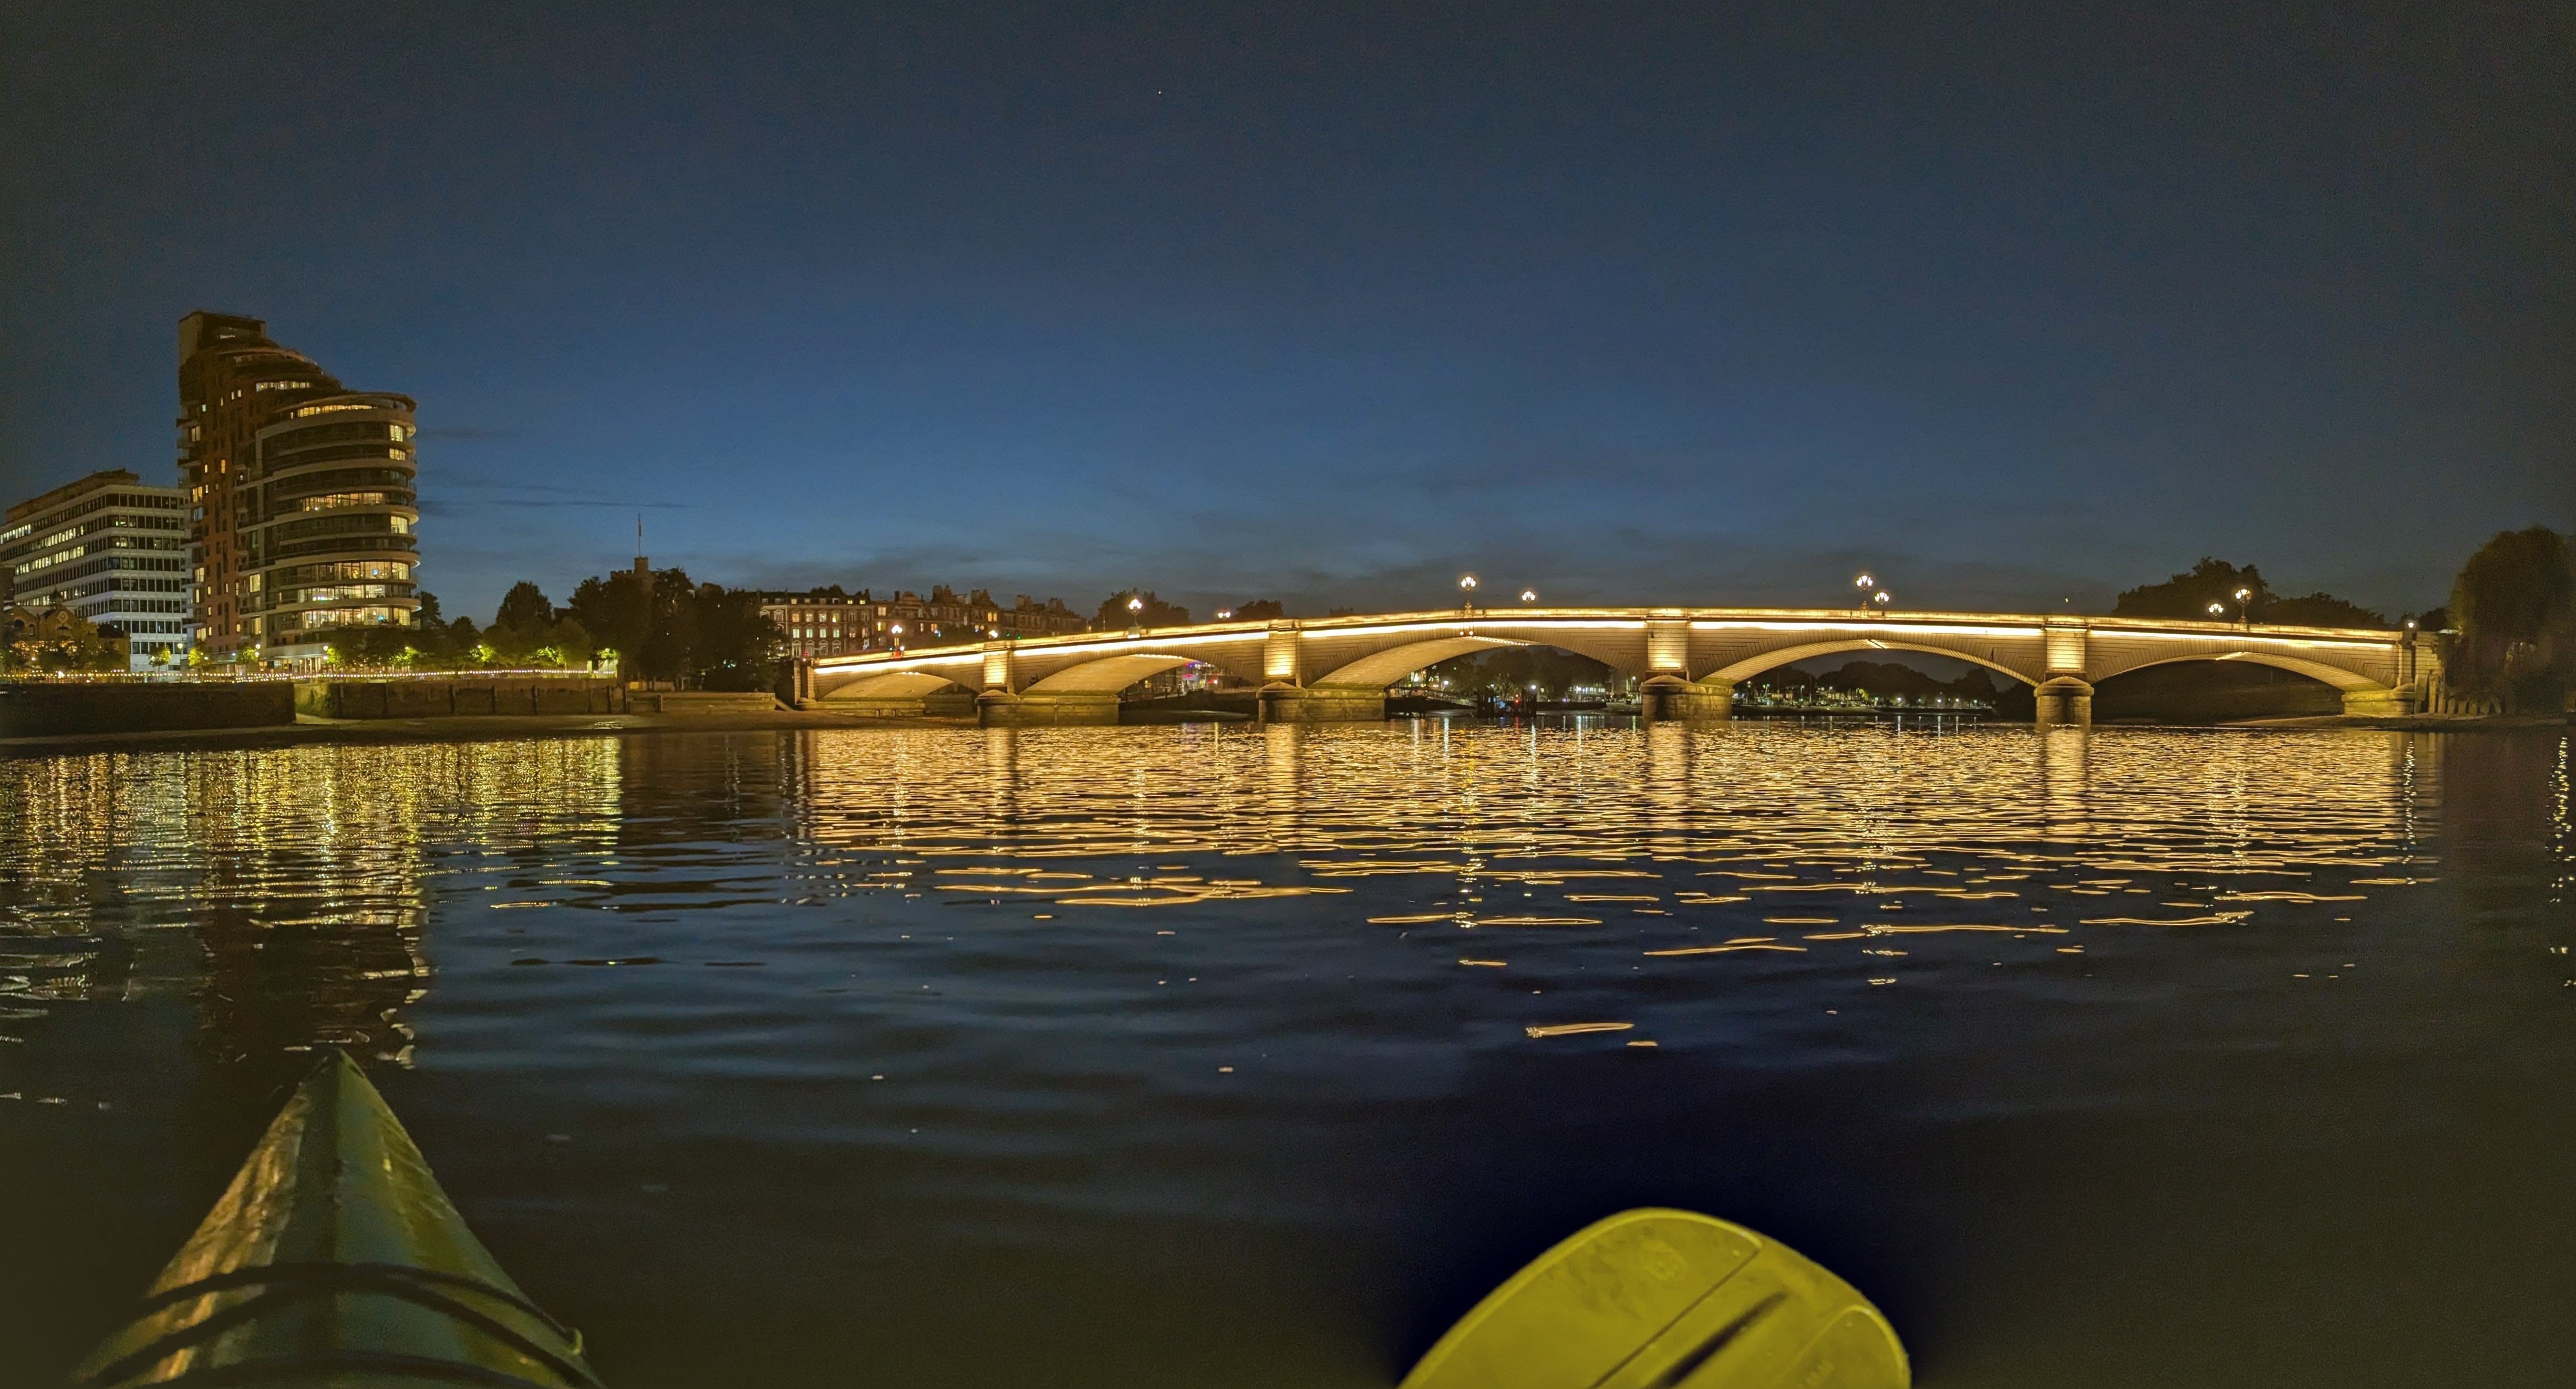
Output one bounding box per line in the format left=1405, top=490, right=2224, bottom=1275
left=1, top=706, right=2561, bottom=759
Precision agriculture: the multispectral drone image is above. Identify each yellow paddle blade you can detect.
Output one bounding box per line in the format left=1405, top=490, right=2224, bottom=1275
left=1400, top=1208, right=1907, bottom=1389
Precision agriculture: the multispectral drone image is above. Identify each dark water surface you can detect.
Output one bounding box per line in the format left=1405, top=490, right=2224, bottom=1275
left=3, top=723, right=2570, bottom=1387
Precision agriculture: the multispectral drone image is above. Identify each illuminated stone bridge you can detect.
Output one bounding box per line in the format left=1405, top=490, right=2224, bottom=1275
left=806, top=606, right=2435, bottom=727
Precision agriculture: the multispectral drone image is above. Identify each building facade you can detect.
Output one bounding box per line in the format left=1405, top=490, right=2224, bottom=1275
left=760, top=585, right=1090, bottom=659
left=0, top=469, right=191, bottom=669
left=178, top=312, right=420, bottom=665
left=243, top=394, right=421, bottom=664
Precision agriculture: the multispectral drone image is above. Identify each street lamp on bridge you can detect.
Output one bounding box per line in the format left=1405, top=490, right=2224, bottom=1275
left=1854, top=573, right=1875, bottom=611
left=1459, top=574, right=1477, bottom=614
left=2233, top=587, right=2253, bottom=628
left=1520, top=589, right=1537, bottom=604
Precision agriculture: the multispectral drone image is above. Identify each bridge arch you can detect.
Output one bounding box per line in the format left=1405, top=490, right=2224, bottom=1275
left=1310, top=635, right=1527, bottom=688
left=2089, top=650, right=2384, bottom=693
left=1022, top=651, right=1207, bottom=693
left=1709, top=640, right=2042, bottom=688
left=823, top=670, right=972, bottom=699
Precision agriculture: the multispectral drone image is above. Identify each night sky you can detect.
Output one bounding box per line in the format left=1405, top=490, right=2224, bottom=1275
left=4, top=4, right=2569, bottom=624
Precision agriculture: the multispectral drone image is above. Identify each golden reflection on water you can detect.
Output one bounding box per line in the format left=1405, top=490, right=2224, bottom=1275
left=0, top=723, right=2474, bottom=1072
left=0, top=740, right=620, bottom=1064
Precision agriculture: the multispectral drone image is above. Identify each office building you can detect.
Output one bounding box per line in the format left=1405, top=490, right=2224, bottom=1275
left=178, top=312, right=420, bottom=665
left=0, top=469, right=191, bottom=669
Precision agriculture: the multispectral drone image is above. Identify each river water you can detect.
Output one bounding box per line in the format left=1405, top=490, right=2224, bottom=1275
left=2, top=722, right=2570, bottom=1387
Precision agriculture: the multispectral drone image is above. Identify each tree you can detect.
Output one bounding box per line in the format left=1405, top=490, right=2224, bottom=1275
left=2263, top=592, right=2389, bottom=627
left=494, top=581, right=554, bottom=632
left=1097, top=590, right=1191, bottom=628
left=1233, top=599, right=1287, bottom=620
left=565, top=572, right=655, bottom=678
left=687, top=583, right=782, bottom=690
left=2114, top=557, right=2388, bottom=627
left=2447, top=527, right=2575, bottom=710
left=2114, top=558, right=2271, bottom=620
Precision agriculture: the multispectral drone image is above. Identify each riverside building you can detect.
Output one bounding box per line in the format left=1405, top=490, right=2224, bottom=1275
left=759, top=587, right=1090, bottom=659
left=0, top=469, right=192, bottom=669
left=178, top=312, right=420, bottom=666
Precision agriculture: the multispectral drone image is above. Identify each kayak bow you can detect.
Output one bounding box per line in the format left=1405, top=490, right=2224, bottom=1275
left=69, top=1052, right=601, bottom=1389
left=1401, top=1208, right=1907, bottom=1389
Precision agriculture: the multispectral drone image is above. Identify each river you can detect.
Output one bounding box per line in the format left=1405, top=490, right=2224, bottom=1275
left=2, top=721, right=2570, bottom=1387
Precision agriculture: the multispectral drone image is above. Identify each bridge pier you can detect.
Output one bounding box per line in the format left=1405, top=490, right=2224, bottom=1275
left=1258, top=684, right=1384, bottom=723
left=1639, top=675, right=1734, bottom=721
left=2340, top=687, right=2417, bottom=717
left=2033, top=676, right=2094, bottom=726
left=977, top=690, right=1122, bottom=726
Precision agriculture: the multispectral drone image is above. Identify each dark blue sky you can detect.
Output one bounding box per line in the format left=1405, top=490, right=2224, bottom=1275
left=4, top=3, right=2568, bottom=623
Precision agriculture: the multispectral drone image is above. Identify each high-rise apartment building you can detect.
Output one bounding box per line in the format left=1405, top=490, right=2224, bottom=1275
left=0, top=469, right=191, bottom=669
left=177, top=312, right=420, bottom=665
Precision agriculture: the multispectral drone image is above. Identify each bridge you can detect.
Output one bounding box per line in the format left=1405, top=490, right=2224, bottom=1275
left=805, top=606, right=2435, bottom=726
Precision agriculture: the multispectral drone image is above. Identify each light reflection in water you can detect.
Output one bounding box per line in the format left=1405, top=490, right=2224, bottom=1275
left=3, top=725, right=2570, bottom=1389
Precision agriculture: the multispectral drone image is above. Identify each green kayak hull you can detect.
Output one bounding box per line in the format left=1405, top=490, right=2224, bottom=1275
left=69, top=1052, right=600, bottom=1388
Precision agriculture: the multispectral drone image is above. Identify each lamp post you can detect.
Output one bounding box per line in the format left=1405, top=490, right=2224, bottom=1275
left=1216, top=609, right=1233, bottom=621
left=1459, top=574, right=1477, bottom=614
left=890, top=622, right=904, bottom=654
left=2233, top=587, right=2253, bottom=629
left=1854, top=573, right=1875, bottom=611
left=2206, top=602, right=2225, bottom=620
left=1872, top=590, right=1891, bottom=612
left=1127, top=594, right=1145, bottom=633
left=1520, top=589, right=1536, bottom=604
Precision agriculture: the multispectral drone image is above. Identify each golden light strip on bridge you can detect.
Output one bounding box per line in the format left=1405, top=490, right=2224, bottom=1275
left=1690, top=619, right=2033, bottom=638
left=2092, top=629, right=2397, bottom=651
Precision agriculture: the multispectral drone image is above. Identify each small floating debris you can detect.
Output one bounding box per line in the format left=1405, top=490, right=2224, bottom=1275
left=1526, top=1021, right=1634, bottom=1039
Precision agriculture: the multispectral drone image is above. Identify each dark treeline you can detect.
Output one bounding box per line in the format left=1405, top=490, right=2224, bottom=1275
left=2445, top=527, right=2575, bottom=711
left=318, top=569, right=781, bottom=689
left=2112, top=558, right=2390, bottom=627
left=1745, top=660, right=2002, bottom=706
left=1421, top=647, right=1617, bottom=700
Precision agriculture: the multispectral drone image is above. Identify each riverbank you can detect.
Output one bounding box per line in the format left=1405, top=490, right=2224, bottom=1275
left=0, top=707, right=978, bottom=758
